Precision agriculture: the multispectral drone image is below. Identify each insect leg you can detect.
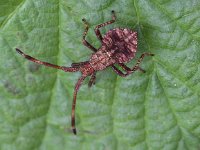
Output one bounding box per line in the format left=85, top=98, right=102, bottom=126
left=82, top=19, right=97, bottom=52
left=112, top=52, right=154, bottom=77
left=94, top=10, right=116, bottom=42
left=94, top=10, right=118, bottom=73
left=112, top=65, right=129, bottom=77
left=118, top=63, right=146, bottom=73
left=112, top=64, right=145, bottom=77
left=88, top=72, right=96, bottom=87
left=130, top=52, right=154, bottom=72
left=16, top=48, right=79, bottom=72
left=71, top=75, right=87, bottom=135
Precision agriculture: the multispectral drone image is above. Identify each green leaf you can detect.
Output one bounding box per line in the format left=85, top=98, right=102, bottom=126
left=0, top=0, right=200, bottom=149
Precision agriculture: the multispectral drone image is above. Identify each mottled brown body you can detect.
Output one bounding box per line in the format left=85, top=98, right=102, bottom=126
left=90, top=28, right=137, bottom=71
left=16, top=11, right=154, bottom=135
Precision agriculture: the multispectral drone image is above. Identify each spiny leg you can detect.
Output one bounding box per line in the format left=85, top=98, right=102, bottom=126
left=71, top=75, right=86, bottom=135
left=93, top=10, right=120, bottom=73
left=112, top=63, right=145, bottom=77
left=94, top=10, right=116, bottom=41
left=82, top=11, right=118, bottom=81
left=112, top=65, right=128, bottom=77
left=131, top=52, right=154, bottom=71
left=88, top=72, right=96, bottom=87
left=16, top=48, right=79, bottom=72
left=112, top=52, right=154, bottom=77
left=82, top=19, right=97, bottom=52
left=118, top=63, right=146, bottom=73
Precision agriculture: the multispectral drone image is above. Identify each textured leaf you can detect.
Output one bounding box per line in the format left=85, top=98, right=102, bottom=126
left=0, top=0, right=200, bottom=150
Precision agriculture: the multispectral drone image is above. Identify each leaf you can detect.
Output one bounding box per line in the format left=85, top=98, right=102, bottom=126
left=0, top=0, right=200, bottom=149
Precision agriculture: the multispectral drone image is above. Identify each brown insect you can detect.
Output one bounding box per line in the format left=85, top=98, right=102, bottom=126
left=16, top=10, right=154, bottom=135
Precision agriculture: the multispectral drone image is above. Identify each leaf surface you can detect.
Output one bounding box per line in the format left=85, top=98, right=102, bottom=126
left=0, top=0, right=200, bottom=149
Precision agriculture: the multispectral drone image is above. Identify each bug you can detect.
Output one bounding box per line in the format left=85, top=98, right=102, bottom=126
left=16, top=10, right=154, bottom=135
